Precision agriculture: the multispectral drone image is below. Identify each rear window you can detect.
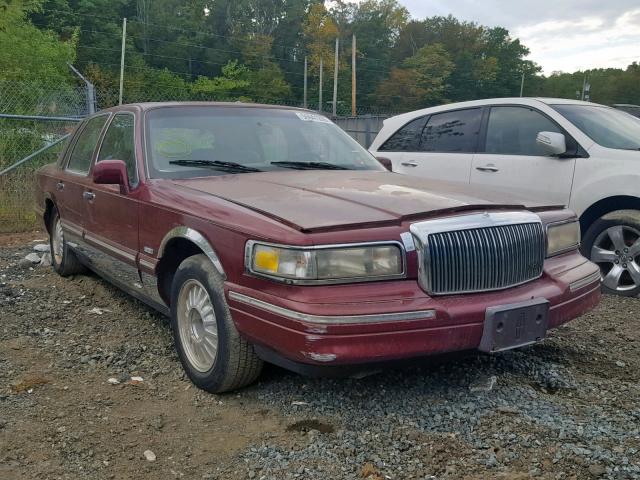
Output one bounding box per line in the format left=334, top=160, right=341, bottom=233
left=378, top=116, right=427, bottom=152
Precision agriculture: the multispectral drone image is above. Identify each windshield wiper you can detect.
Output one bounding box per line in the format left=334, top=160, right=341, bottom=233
left=168, top=159, right=262, bottom=173
left=271, top=161, right=350, bottom=170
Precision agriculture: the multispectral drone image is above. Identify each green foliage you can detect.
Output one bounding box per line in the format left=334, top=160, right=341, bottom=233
left=191, top=60, right=250, bottom=99
left=4, top=0, right=640, bottom=113
left=375, top=44, right=454, bottom=110
left=0, top=0, right=76, bottom=84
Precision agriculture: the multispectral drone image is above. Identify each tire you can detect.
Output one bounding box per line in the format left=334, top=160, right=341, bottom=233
left=170, top=254, right=263, bottom=393
left=49, top=206, right=86, bottom=276
left=581, top=209, right=640, bottom=297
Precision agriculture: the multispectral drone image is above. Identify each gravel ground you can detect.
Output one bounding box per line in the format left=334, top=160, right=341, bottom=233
left=1, top=231, right=639, bottom=480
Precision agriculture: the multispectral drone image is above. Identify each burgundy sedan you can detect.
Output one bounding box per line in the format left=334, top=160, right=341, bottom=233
left=35, top=103, right=601, bottom=392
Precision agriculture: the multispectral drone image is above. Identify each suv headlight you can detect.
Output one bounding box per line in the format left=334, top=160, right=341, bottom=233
left=246, top=241, right=404, bottom=284
left=546, top=220, right=580, bottom=256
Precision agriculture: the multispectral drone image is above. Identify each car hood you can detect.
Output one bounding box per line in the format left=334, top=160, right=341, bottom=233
left=171, top=170, right=561, bottom=232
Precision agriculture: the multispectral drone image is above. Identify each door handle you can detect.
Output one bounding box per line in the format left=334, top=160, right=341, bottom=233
left=56, top=181, right=65, bottom=191
left=82, top=191, right=95, bottom=201
left=475, top=165, right=499, bottom=172
left=401, top=161, right=418, bottom=167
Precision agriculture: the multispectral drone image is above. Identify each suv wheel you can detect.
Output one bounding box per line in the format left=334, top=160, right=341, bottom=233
left=49, top=207, right=86, bottom=276
left=170, top=254, right=263, bottom=393
left=582, top=210, right=640, bottom=296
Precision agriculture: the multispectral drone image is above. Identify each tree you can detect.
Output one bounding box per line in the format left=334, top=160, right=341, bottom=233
left=375, top=44, right=454, bottom=110
left=0, top=0, right=76, bottom=84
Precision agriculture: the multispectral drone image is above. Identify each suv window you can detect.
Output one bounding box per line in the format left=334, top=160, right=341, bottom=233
left=420, top=108, right=481, bottom=153
left=66, top=115, right=109, bottom=173
left=484, top=106, right=561, bottom=155
left=379, top=116, right=427, bottom=151
left=97, top=113, right=137, bottom=185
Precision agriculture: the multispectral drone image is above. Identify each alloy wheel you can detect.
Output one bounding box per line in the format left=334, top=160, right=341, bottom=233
left=176, top=279, right=219, bottom=372
left=591, top=225, right=640, bottom=293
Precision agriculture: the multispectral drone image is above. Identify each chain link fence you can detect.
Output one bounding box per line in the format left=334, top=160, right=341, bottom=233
left=0, top=78, right=396, bottom=232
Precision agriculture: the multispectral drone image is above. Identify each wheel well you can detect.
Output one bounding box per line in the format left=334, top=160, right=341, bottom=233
left=156, top=238, right=204, bottom=306
left=579, top=196, right=640, bottom=235
left=43, top=199, right=55, bottom=233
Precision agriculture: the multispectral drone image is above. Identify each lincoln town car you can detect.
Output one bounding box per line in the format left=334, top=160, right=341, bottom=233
left=35, top=103, right=601, bottom=392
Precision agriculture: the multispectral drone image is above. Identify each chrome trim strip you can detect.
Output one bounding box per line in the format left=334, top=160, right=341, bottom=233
left=569, top=270, right=601, bottom=292
left=244, top=240, right=406, bottom=285
left=228, top=291, right=435, bottom=325
left=61, top=220, right=83, bottom=237
left=139, top=258, right=156, bottom=271
left=158, top=226, right=225, bottom=277
left=85, top=233, right=136, bottom=262
left=546, top=219, right=581, bottom=257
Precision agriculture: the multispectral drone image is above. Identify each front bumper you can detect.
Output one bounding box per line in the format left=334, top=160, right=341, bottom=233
left=226, top=252, right=601, bottom=370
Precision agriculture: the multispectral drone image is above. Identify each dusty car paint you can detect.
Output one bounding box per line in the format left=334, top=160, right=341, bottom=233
left=35, top=102, right=601, bottom=374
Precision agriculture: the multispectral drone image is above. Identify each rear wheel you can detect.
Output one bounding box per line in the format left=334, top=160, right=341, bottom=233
left=49, top=207, right=86, bottom=276
left=170, top=254, right=263, bottom=393
left=582, top=210, right=640, bottom=296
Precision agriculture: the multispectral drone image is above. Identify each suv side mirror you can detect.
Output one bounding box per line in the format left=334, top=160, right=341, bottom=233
left=93, top=159, right=130, bottom=194
left=536, top=131, right=567, bottom=156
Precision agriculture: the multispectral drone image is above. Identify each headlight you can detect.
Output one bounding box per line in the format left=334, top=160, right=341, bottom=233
left=546, top=220, right=580, bottom=256
left=247, top=241, right=404, bottom=283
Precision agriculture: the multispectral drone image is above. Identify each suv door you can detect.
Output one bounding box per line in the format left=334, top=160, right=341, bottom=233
left=57, top=114, right=110, bottom=245
left=399, top=108, right=482, bottom=183
left=470, top=105, right=576, bottom=205
left=83, top=112, right=141, bottom=288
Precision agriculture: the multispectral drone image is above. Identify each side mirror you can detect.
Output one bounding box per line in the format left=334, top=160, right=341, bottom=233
left=376, top=156, right=393, bottom=171
left=93, top=160, right=130, bottom=194
left=536, top=131, right=567, bottom=156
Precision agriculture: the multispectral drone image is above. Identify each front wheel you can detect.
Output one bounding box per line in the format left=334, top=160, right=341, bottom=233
left=582, top=210, right=640, bottom=296
left=170, top=254, right=263, bottom=393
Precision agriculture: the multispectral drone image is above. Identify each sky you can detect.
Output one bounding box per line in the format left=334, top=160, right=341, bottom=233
left=349, top=0, right=640, bottom=75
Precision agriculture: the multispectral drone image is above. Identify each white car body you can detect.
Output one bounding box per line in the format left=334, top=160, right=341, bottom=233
left=370, top=98, right=640, bottom=220
left=369, top=97, right=640, bottom=295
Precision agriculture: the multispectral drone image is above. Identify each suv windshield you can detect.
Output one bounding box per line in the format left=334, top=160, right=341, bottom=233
left=145, top=106, right=384, bottom=178
left=552, top=104, right=640, bottom=150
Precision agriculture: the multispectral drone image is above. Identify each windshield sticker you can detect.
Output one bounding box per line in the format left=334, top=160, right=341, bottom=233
left=295, top=112, right=332, bottom=124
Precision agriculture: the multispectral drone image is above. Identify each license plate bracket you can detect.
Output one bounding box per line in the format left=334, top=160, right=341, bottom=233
left=479, top=298, right=550, bottom=353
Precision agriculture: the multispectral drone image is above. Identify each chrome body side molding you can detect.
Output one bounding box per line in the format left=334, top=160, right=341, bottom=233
left=228, top=291, right=436, bottom=325
left=158, top=226, right=226, bottom=278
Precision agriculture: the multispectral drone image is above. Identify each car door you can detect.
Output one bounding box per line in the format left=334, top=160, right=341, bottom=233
left=398, top=108, right=482, bottom=183
left=82, top=112, right=141, bottom=289
left=57, top=114, right=110, bottom=246
left=470, top=105, right=576, bottom=205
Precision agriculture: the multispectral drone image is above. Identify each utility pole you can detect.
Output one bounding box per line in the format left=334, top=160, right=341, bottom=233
left=581, top=72, right=588, bottom=101
left=319, top=57, right=323, bottom=113
left=351, top=35, right=356, bottom=116
left=332, top=38, right=339, bottom=117
left=519, top=71, right=525, bottom=97
left=303, top=56, right=308, bottom=109
left=119, top=17, right=127, bottom=106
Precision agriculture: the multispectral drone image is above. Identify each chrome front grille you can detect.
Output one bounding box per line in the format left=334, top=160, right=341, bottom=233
left=410, top=212, right=546, bottom=295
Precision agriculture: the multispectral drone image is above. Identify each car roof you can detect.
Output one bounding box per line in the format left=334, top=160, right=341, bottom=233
left=380, top=97, right=606, bottom=126
left=98, top=101, right=310, bottom=114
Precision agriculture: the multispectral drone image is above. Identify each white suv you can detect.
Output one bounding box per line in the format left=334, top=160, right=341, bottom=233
left=370, top=97, right=640, bottom=296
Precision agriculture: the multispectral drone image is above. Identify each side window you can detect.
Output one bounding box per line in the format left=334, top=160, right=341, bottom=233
left=484, top=106, right=562, bottom=155
left=66, top=115, right=108, bottom=173
left=378, top=116, right=427, bottom=152
left=420, top=108, right=481, bottom=153
left=97, top=114, right=138, bottom=185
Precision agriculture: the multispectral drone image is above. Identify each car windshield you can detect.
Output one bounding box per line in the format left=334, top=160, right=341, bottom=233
left=552, top=104, right=640, bottom=150
left=145, top=106, right=384, bottom=178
